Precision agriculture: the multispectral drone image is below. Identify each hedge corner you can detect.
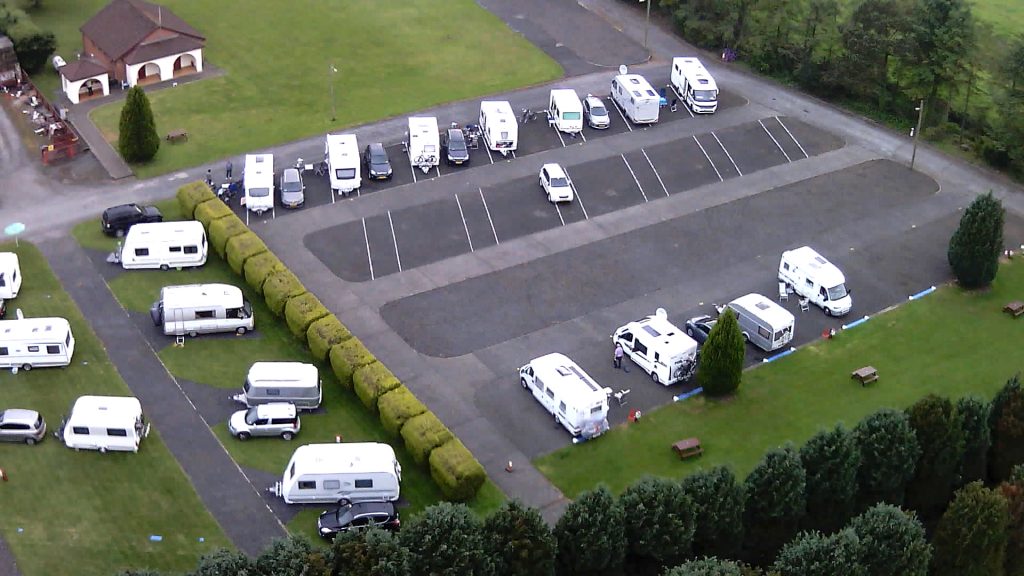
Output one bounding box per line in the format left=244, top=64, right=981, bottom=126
left=377, top=387, right=427, bottom=437
left=193, top=198, right=235, bottom=228
left=328, top=337, right=375, bottom=390
left=306, top=315, right=351, bottom=362
left=225, top=231, right=269, bottom=275
left=176, top=180, right=216, bottom=219
left=353, top=361, right=402, bottom=412
left=400, top=411, right=454, bottom=466
left=209, top=215, right=249, bottom=258
left=429, top=438, right=486, bottom=502
left=284, top=292, right=330, bottom=342
left=262, top=269, right=306, bottom=317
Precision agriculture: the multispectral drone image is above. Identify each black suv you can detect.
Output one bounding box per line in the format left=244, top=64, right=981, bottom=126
left=101, top=203, right=163, bottom=237
left=317, top=501, right=400, bottom=539
left=363, top=143, right=393, bottom=180
left=442, top=129, right=470, bottom=166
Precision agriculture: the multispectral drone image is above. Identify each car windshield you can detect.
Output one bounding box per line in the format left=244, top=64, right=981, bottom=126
left=282, top=180, right=301, bottom=193
left=371, top=153, right=388, bottom=164
left=244, top=408, right=260, bottom=425
left=449, top=139, right=466, bottom=152
left=827, top=284, right=848, bottom=300
left=332, top=505, right=355, bottom=525
left=693, top=90, right=717, bottom=102
left=550, top=177, right=569, bottom=188
left=249, top=187, right=270, bottom=198
left=590, top=105, right=607, bottom=117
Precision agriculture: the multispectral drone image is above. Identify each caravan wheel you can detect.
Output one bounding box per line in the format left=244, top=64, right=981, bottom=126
left=824, top=306, right=833, bottom=317
left=25, top=437, right=36, bottom=446
left=281, top=432, right=294, bottom=441
left=99, top=446, right=107, bottom=453
left=160, top=264, right=169, bottom=271
left=236, top=327, right=247, bottom=335
left=520, top=377, right=528, bottom=390
left=21, top=363, right=31, bottom=371
left=237, top=432, right=250, bottom=441
left=651, top=371, right=660, bottom=384
left=189, top=331, right=198, bottom=338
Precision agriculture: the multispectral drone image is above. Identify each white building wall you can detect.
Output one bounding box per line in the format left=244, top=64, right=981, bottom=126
left=125, top=49, right=203, bottom=87
left=62, top=73, right=109, bottom=105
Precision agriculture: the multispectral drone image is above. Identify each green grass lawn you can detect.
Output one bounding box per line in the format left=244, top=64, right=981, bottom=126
left=972, top=0, right=1024, bottom=40
left=0, top=242, right=231, bottom=576
left=536, top=260, right=1024, bottom=498
left=30, top=0, right=561, bottom=178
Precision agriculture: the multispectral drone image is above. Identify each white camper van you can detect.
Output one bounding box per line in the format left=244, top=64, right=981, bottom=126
left=150, top=283, right=254, bottom=337
left=406, top=116, right=440, bottom=172
left=0, top=316, right=75, bottom=370
left=233, top=361, right=322, bottom=410
left=116, top=221, right=207, bottom=270
left=778, top=246, right=852, bottom=316
left=725, top=293, right=795, bottom=352
left=610, top=74, right=661, bottom=124
left=478, top=101, right=518, bottom=156
left=0, top=252, right=22, bottom=300
left=273, top=442, right=402, bottom=504
left=59, top=395, right=150, bottom=453
left=518, top=353, right=610, bottom=440
left=243, top=154, right=275, bottom=214
left=325, top=133, right=361, bottom=195
left=612, top=309, right=698, bottom=385
left=547, top=89, right=584, bottom=134
left=670, top=57, right=719, bottom=114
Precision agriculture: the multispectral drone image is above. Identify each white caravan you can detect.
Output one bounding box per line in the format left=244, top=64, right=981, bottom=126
left=116, top=221, right=207, bottom=270
left=725, top=293, right=795, bottom=352
left=670, top=57, right=719, bottom=114
left=406, top=116, right=440, bottom=172
left=59, top=395, right=150, bottom=453
left=0, top=316, right=75, bottom=370
left=548, top=89, right=584, bottom=134
left=778, top=246, right=853, bottom=316
left=273, top=442, right=402, bottom=504
left=610, top=74, right=661, bottom=124
left=612, top=308, right=698, bottom=385
left=233, top=361, right=322, bottom=410
left=150, top=283, right=254, bottom=337
left=0, top=252, right=22, bottom=300
left=243, top=153, right=275, bottom=214
left=325, top=133, right=361, bottom=195
left=518, top=353, right=610, bottom=440
left=478, top=100, right=518, bottom=156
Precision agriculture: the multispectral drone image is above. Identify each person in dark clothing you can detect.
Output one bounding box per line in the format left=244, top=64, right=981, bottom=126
left=225, top=160, right=233, bottom=179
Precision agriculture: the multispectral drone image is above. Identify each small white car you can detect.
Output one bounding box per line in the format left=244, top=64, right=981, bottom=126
left=583, top=95, right=610, bottom=129
left=228, top=402, right=300, bottom=440
left=539, top=163, right=574, bottom=203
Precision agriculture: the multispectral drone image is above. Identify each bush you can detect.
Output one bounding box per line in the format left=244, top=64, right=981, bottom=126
left=262, top=269, right=306, bottom=316
left=118, top=85, right=160, bottom=163
left=697, top=308, right=745, bottom=397
left=243, top=251, right=285, bottom=295
left=948, top=191, right=1004, bottom=289
left=7, top=19, right=55, bottom=75
left=351, top=362, right=401, bottom=412
left=328, top=337, right=376, bottom=389
left=429, top=439, right=486, bottom=501
left=306, top=315, right=351, bottom=362
left=225, top=232, right=269, bottom=275
left=378, top=387, right=428, bottom=436
left=283, top=292, right=329, bottom=342
left=193, top=198, right=234, bottom=228
left=401, top=412, right=454, bottom=466
left=177, top=181, right=216, bottom=219
left=207, top=214, right=248, bottom=257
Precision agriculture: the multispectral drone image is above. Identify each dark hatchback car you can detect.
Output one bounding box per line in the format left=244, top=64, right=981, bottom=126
left=363, top=143, right=393, bottom=180
left=685, top=315, right=717, bottom=346
left=442, top=129, right=470, bottom=166
left=101, top=203, right=162, bottom=237
left=317, top=501, right=400, bottom=539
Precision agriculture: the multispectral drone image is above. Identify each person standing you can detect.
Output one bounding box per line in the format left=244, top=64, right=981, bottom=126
left=205, top=168, right=213, bottom=187
left=614, top=343, right=624, bottom=369
left=225, top=160, right=233, bottom=179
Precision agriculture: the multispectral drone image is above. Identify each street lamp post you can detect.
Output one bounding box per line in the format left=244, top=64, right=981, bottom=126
left=910, top=99, right=924, bottom=170
left=641, top=0, right=651, bottom=55
left=329, top=64, right=338, bottom=122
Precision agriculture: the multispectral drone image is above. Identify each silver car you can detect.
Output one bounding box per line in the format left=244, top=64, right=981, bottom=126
left=279, top=168, right=305, bottom=208
left=228, top=402, right=300, bottom=440
left=583, top=95, right=610, bottom=129
left=0, top=409, right=46, bottom=445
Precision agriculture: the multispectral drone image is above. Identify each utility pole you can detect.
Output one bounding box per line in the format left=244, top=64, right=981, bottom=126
left=641, top=0, right=651, bottom=56
left=910, top=99, right=924, bottom=170
left=329, top=64, right=338, bottom=122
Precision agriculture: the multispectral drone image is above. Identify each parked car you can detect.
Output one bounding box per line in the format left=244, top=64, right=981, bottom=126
left=442, top=128, right=470, bottom=166
left=227, top=402, right=300, bottom=440
left=101, top=203, right=163, bottom=237
left=583, top=95, right=610, bottom=129
left=279, top=168, right=305, bottom=208
left=539, top=163, right=573, bottom=203
left=685, top=315, right=717, bottom=346
left=317, top=500, right=400, bottom=539
left=363, top=143, right=393, bottom=180
left=0, top=408, right=46, bottom=445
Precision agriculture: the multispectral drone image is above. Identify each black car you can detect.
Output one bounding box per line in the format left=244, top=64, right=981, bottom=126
left=317, top=501, right=400, bottom=539
left=363, top=143, right=393, bottom=180
left=685, top=315, right=717, bottom=346
left=442, top=129, right=470, bottom=166
left=101, top=203, right=162, bottom=237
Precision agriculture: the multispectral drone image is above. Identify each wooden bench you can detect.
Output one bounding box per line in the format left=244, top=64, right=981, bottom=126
left=851, top=366, right=878, bottom=386
left=1004, top=301, right=1024, bottom=318
left=672, top=437, right=703, bottom=460
left=165, top=129, right=188, bottom=143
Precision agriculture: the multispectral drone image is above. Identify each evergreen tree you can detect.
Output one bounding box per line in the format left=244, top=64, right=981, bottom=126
left=799, top=424, right=860, bottom=533
left=999, top=465, right=1024, bottom=576
left=771, top=528, right=864, bottom=576
left=741, top=445, right=806, bottom=566
left=619, top=476, right=696, bottom=574
left=663, top=557, right=746, bottom=576
left=482, top=500, right=555, bottom=576
left=680, top=466, right=746, bottom=560
left=947, top=191, right=1004, bottom=289
left=553, top=485, right=626, bottom=576
left=191, top=548, right=255, bottom=576
left=118, top=85, right=160, bottom=163
left=400, top=502, right=489, bottom=576
left=254, top=535, right=330, bottom=576
left=848, top=504, right=931, bottom=576
left=331, top=527, right=409, bottom=576
left=958, top=395, right=992, bottom=485
left=931, top=482, right=1010, bottom=576
left=905, top=394, right=964, bottom=523
left=989, top=374, right=1024, bottom=482
left=697, top=308, right=745, bottom=397
left=853, top=408, right=920, bottom=508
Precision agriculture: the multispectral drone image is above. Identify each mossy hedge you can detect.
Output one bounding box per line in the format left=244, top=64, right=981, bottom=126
left=353, top=362, right=402, bottom=412
left=306, top=315, right=351, bottom=362
left=284, top=292, right=330, bottom=342
left=328, top=337, right=375, bottom=389
left=262, top=269, right=306, bottom=316
left=377, top=387, right=428, bottom=436
left=193, top=199, right=234, bottom=228
left=243, top=251, right=286, bottom=295
left=400, top=411, right=454, bottom=466
left=176, top=181, right=216, bottom=219
left=225, top=232, right=269, bottom=275
left=208, top=215, right=248, bottom=258
left=429, top=439, right=487, bottom=502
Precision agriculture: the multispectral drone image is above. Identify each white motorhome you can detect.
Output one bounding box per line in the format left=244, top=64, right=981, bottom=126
left=116, top=221, right=207, bottom=270
left=150, top=283, right=254, bottom=337
left=406, top=116, right=440, bottom=172
left=233, top=361, right=322, bottom=410
left=779, top=246, right=852, bottom=316
left=59, top=395, right=150, bottom=453
left=610, top=74, right=660, bottom=124
left=670, top=57, right=719, bottom=114
left=478, top=100, right=518, bottom=156
left=0, top=315, right=75, bottom=370
left=0, top=252, right=22, bottom=300
left=612, top=309, right=698, bottom=385
left=547, top=89, right=584, bottom=134
left=243, top=154, right=275, bottom=214
left=325, top=133, right=361, bottom=195
left=518, top=353, right=610, bottom=440
left=725, top=293, right=795, bottom=352
left=273, top=442, right=402, bottom=504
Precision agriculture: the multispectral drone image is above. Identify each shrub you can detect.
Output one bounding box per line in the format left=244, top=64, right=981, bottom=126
left=225, top=232, right=269, bottom=275
left=208, top=214, right=248, bottom=257
left=117, top=85, right=160, bottom=163
left=243, top=251, right=285, bottom=295
left=262, top=269, right=306, bottom=316
left=177, top=181, right=216, bottom=219
left=193, top=198, right=234, bottom=228
left=429, top=439, right=486, bottom=501
left=378, top=387, right=428, bottom=436
left=697, top=308, right=745, bottom=397
left=328, top=337, right=375, bottom=389
left=306, top=315, right=351, bottom=361
left=948, top=191, right=1004, bottom=289
left=401, top=412, right=454, bottom=466
left=353, top=362, right=402, bottom=412
left=283, top=292, right=329, bottom=342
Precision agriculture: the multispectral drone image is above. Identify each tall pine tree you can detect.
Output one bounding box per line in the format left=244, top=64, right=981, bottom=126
left=118, top=86, right=160, bottom=163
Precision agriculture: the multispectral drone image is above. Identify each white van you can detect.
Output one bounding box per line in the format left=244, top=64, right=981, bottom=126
left=0, top=315, right=75, bottom=370
left=273, top=442, right=402, bottom=504
left=406, top=117, right=440, bottom=172
left=232, top=361, right=322, bottom=410
left=149, top=283, right=254, bottom=337
left=779, top=246, right=853, bottom=316
left=325, top=133, right=361, bottom=195
left=670, top=57, right=719, bottom=114
left=612, top=308, right=698, bottom=385
left=243, top=154, right=275, bottom=214
left=0, top=252, right=22, bottom=300
left=478, top=100, right=518, bottom=156
left=725, top=293, right=795, bottom=352
left=548, top=89, right=584, bottom=134
left=611, top=74, right=660, bottom=124
left=518, top=353, right=610, bottom=440
left=59, top=396, right=150, bottom=453
left=115, top=221, right=207, bottom=271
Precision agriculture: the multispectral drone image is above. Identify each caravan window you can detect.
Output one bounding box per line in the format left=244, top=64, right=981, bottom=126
left=546, top=389, right=555, bottom=399
left=591, top=405, right=603, bottom=414
left=559, top=401, right=566, bottom=413
left=563, top=111, right=581, bottom=120
left=324, top=480, right=340, bottom=490
left=66, top=333, right=71, bottom=347
left=0, top=274, right=4, bottom=286
left=298, top=481, right=316, bottom=490
left=107, top=428, right=128, bottom=437
left=28, top=346, right=39, bottom=352
left=134, top=248, right=149, bottom=256
left=0, top=347, right=7, bottom=355
left=757, top=326, right=771, bottom=339
left=46, top=345, right=60, bottom=354
left=184, top=245, right=199, bottom=254
left=72, top=426, right=89, bottom=435
left=634, top=341, right=648, bottom=356
left=196, top=310, right=215, bottom=319
left=289, top=462, right=296, bottom=479
left=335, top=168, right=356, bottom=179
left=355, top=479, right=373, bottom=488
left=169, top=246, right=182, bottom=253
left=774, top=328, right=790, bottom=341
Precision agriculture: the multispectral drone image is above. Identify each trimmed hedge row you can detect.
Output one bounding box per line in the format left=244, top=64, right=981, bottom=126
left=401, top=411, right=454, bottom=466
left=328, top=336, right=375, bottom=389
left=263, top=269, right=306, bottom=316
left=243, top=252, right=286, bottom=295
left=176, top=181, right=216, bottom=219
left=225, top=232, right=269, bottom=275
left=429, top=439, right=487, bottom=502
left=378, top=387, right=428, bottom=436
left=306, top=315, right=351, bottom=362
left=284, top=292, right=330, bottom=342
left=353, top=361, right=402, bottom=412
left=209, top=214, right=249, bottom=258
left=193, top=198, right=234, bottom=228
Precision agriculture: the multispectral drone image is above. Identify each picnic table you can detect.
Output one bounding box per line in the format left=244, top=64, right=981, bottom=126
left=165, top=129, right=188, bottom=143
left=851, top=366, right=878, bottom=386
left=1004, top=301, right=1024, bottom=318
left=672, top=437, right=703, bottom=460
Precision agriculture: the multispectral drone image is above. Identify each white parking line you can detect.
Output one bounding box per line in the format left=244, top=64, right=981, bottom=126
left=434, top=165, right=441, bottom=178
left=479, top=187, right=500, bottom=245
left=641, top=148, right=669, bottom=197
left=554, top=202, right=566, bottom=226
left=555, top=128, right=566, bottom=147
left=510, top=150, right=517, bottom=159
left=776, top=117, right=809, bottom=158
left=387, top=210, right=402, bottom=273
left=668, top=85, right=694, bottom=118
left=245, top=209, right=250, bottom=226
left=485, top=145, right=494, bottom=164
left=410, top=160, right=418, bottom=183
left=611, top=97, right=633, bottom=131
left=621, top=154, right=648, bottom=202
left=455, top=194, right=474, bottom=252
left=569, top=178, right=589, bottom=220
left=693, top=135, right=724, bottom=182
left=759, top=119, right=792, bottom=162
left=362, top=217, right=375, bottom=281
left=711, top=132, right=743, bottom=176
left=330, top=187, right=336, bottom=204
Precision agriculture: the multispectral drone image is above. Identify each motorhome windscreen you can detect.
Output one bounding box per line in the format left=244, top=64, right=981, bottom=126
left=335, top=168, right=356, bottom=179
left=693, top=90, right=716, bottom=101
left=562, top=112, right=582, bottom=120
left=249, top=187, right=271, bottom=197
left=827, top=284, right=849, bottom=300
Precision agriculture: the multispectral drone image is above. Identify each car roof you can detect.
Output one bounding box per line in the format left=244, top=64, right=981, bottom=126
left=542, top=163, right=566, bottom=177
left=447, top=129, right=465, bottom=139
left=367, top=142, right=386, bottom=154
left=1, top=408, right=39, bottom=423
left=105, top=203, right=140, bottom=214
left=253, top=402, right=296, bottom=418
left=282, top=167, right=300, bottom=179
left=585, top=95, right=604, bottom=106
left=349, top=500, right=396, bottom=514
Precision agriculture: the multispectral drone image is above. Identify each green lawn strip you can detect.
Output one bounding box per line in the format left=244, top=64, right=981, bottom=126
left=0, top=242, right=230, bottom=576
left=536, top=261, right=1024, bottom=498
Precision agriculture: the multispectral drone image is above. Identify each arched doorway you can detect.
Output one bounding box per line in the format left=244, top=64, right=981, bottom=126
left=136, top=62, right=161, bottom=85
left=173, top=53, right=196, bottom=77
left=78, top=78, right=104, bottom=101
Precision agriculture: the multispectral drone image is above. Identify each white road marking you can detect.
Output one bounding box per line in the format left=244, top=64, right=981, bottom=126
left=555, top=128, right=566, bottom=147
left=569, top=177, right=589, bottom=220
left=455, top=194, right=474, bottom=252
left=434, top=165, right=441, bottom=178
left=388, top=210, right=402, bottom=273
left=410, top=159, right=418, bottom=183
left=642, top=148, right=669, bottom=197
left=362, top=217, right=374, bottom=280
left=510, top=150, right=517, bottom=159
left=776, top=117, right=809, bottom=158
left=554, top=201, right=566, bottom=226
left=693, top=135, right=723, bottom=182
left=621, top=154, right=648, bottom=202
left=711, top=132, right=742, bottom=176
left=485, top=145, right=494, bottom=164
left=610, top=96, right=633, bottom=131
left=479, top=187, right=499, bottom=245
left=759, top=119, right=792, bottom=162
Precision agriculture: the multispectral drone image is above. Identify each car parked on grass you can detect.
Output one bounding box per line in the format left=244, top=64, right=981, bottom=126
left=0, top=408, right=46, bottom=445
left=279, top=168, right=305, bottom=208
left=101, top=203, right=163, bottom=237
left=583, top=95, right=610, bottom=129
left=317, top=500, right=400, bottom=539
left=363, top=143, right=393, bottom=180
left=539, top=163, right=573, bottom=203
left=227, top=402, right=300, bottom=440
left=442, top=128, right=470, bottom=166
left=685, top=315, right=717, bottom=346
